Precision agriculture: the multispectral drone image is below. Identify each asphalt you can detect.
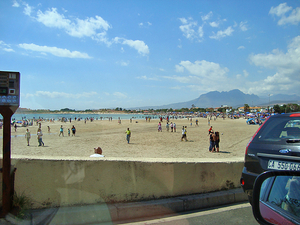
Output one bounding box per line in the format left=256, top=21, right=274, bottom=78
left=0, top=188, right=248, bottom=225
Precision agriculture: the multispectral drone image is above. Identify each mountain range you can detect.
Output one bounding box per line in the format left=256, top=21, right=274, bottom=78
left=137, top=89, right=300, bottom=110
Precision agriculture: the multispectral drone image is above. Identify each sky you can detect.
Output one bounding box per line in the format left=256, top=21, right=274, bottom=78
left=0, top=0, right=300, bottom=110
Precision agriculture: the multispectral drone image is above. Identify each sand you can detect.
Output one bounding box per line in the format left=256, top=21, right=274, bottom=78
left=1, top=117, right=260, bottom=161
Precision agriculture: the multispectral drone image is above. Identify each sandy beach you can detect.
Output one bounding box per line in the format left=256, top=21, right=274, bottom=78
left=1, top=117, right=260, bottom=160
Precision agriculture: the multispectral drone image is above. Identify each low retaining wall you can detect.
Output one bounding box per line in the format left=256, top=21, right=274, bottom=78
left=0, top=157, right=244, bottom=209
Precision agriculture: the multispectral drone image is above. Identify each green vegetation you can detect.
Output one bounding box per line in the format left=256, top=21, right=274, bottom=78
left=12, top=191, right=31, bottom=219
left=273, top=104, right=300, bottom=114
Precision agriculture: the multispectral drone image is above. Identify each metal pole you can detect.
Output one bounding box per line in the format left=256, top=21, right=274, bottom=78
left=1, top=107, right=14, bottom=215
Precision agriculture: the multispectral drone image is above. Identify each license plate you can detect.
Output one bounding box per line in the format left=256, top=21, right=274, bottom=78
left=268, top=160, right=300, bottom=171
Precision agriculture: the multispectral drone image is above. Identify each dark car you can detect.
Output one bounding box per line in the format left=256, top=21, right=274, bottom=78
left=241, top=112, right=300, bottom=204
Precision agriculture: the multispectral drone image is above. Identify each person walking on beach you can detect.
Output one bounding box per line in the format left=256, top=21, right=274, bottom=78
left=170, top=122, right=173, bottom=132
left=173, top=123, right=176, bottom=132
left=37, top=128, right=44, bottom=146
left=71, top=125, right=76, bottom=136
left=59, top=125, right=64, bottom=137
left=166, top=122, right=169, bottom=132
left=126, top=128, right=131, bottom=144
left=25, top=129, right=31, bottom=146
left=158, top=122, right=162, bottom=132
left=68, top=128, right=70, bottom=136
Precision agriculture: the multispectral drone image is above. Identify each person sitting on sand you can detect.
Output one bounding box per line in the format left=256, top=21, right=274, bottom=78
left=90, top=147, right=104, bottom=157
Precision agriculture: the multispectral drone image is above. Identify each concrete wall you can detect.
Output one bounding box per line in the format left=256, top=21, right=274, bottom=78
left=0, top=157, right=244, bottom=209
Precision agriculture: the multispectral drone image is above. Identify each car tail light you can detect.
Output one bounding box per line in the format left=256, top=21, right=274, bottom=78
left=290, top=113, right=300, bottom=117
left=245, top=116, right=270, bottom=155
left=240, top=178, right=245, bottom=186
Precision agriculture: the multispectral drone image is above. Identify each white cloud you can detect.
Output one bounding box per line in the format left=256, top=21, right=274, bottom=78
left=176, top=60, right=229, bottom=79
left=179, top=17, right=203, bottom=41
left=12, top=0, right=20, bottom=7
left=20, top=4, right=149, bottom=55
left=248, top=36, right=300, bottom=95
left=19, top=43, right=92, bottom=58
left=115, top=38, right=149, bottom=56
left=4, top=48, right=15, bottom=52
left=269, top=3, right=300, bottom=25
left=243, top=70, right=249, bottom=77
left=36, top=8, right=111, bottom=39
left=239, top=21, right=248, bottom=31
left=113, top=92, right=127, bottom=98
left=136, top=75, right=159, bottom=81
left=209, top=21, right=219, bottom=27
left=269, top=3, right=292, bottom=17
left=0, top=41, right=14, bottom=52
left=201, top=11, right=213, bottom=21
left=23, top=3, right=33, bottom=16
left=117, top=60, right=129, bottom=66
left=209, top=26, right=234, bottom=40
left=175, top=65, right=185, bottom=73
left=32, top=91, right=98, bottom=99
left=163, top=75, right=191, bottom=83
left=238, top=46, right=245, bottom=50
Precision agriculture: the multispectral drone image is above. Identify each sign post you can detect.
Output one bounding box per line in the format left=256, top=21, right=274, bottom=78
left=0, top=71, right=20, bottom=216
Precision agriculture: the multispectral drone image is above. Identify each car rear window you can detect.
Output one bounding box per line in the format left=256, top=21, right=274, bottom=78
left=255, top=117, right=300, bottom=142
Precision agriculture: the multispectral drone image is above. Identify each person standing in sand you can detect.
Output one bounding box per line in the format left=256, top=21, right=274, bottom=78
left=126, top=128, right=131, bottom=144
left=71, top=125, right=76, bottom=136
left=25, top=129, right=31, bottom=146
left=213, top=131, right=220, bottom=152
left=37, top=128, right=44, bottom=146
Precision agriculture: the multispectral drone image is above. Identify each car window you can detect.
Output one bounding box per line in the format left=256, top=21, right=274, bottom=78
left=266, top=176, right=300, bottom=221
left=256, top=118, right=300, bottom=142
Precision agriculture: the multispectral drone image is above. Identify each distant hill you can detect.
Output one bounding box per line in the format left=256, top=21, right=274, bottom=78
left=137, top=89, right=300, bottom=110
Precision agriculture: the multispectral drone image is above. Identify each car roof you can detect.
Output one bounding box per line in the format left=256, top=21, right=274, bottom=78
left=270, top=112, right=300, bottom=118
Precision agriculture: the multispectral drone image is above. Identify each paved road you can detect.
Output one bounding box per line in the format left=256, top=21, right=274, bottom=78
left=121, top=202, right=258, bottom=225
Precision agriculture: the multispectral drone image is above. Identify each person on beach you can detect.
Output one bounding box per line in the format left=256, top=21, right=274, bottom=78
left=209, top=131, right=214, bottom=152
left=173, top=123, right=176, bottom=132
left=37, top=128, right=44, bottom=146
left=59, top=125, right=64, bottom=137
left=126, top=128, right=131, bottom=144
left=71, top=125, right=76, bottom=136
left=158, top=122, right=162, bottom=132
left=170, top=122, right=173, bottom=132
left=47, top=126, right=50, bottom=132
left=181, top=126, right=187, bottom=141
left=25, top=129, right=31, bottom=146
left=166, top=122, right=169, bottom=132
left=90, top=147, right=104, bottom=157
left=68, top=128, right=70, bottom=136
left=213, top=131, right=220, bottom=152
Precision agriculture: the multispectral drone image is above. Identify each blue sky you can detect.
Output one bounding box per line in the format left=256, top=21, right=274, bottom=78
left=0, top=0, right=299, bottom=110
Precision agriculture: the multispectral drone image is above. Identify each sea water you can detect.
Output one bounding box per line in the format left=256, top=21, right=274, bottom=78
left=0, top=113, right=157, bottom=121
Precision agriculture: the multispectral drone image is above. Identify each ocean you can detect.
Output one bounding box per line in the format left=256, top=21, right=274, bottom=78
left=0, top=113, right=156, bottom=121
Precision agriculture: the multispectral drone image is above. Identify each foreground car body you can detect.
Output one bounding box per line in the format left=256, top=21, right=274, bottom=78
left=241, top=113, right=300, bottom=203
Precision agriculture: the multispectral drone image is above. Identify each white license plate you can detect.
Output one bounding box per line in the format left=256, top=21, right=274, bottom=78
left=268, top=160, right=300, bottom=171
